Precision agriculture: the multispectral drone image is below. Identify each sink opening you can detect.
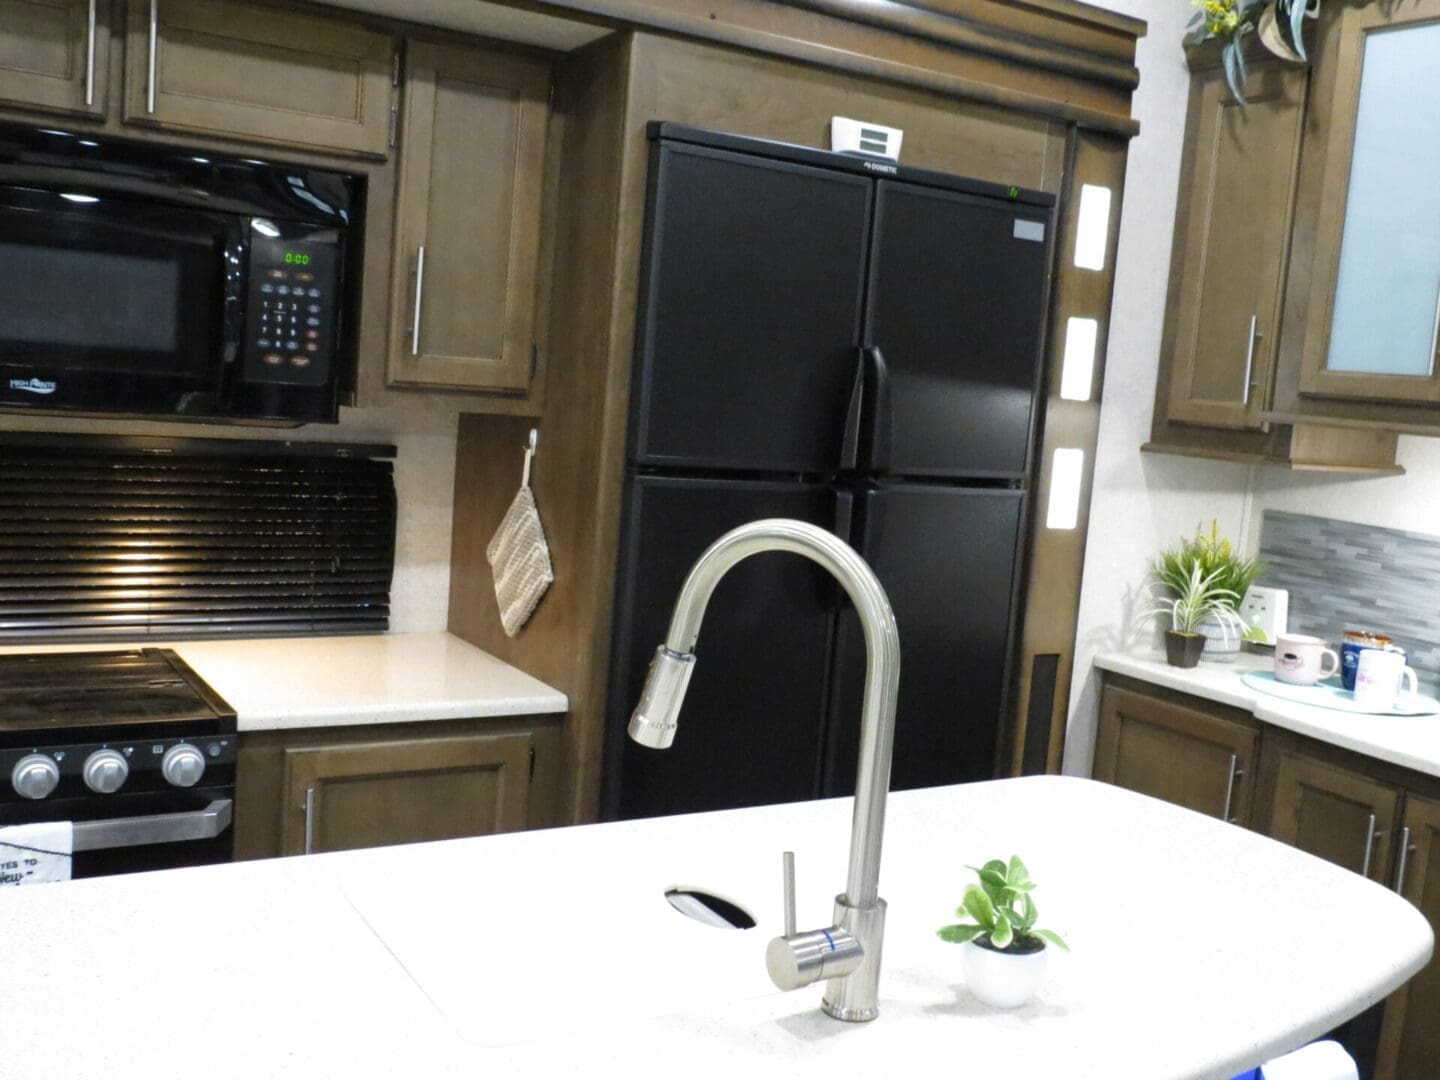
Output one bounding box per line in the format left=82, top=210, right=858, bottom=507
left=664, top=886, right=756, bottom=929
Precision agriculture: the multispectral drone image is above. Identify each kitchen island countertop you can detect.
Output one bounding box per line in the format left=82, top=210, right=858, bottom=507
left=1096, top=650, right=1440, bottom=779
left=0, top=632, right=568, bottom=731
left=0, top=776, right=1428, bottom=1079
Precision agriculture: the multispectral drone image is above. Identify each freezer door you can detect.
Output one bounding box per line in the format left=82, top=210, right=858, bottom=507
left=823, top=485, right=1025, bottom=795
left=628, top=141, right=872, bottom=473
left=863, top=180, right=1052, bottom=480
left=603, top=476, right=847, bottom=820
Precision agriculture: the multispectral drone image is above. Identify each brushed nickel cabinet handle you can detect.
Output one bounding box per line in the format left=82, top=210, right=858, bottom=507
left=410, top=245, right=425, bottom=356
left=1361, top=812, right=1379, bottom=878
left=303, top=786, right=316, bottom=856
left=1222, top=753, right=1239, bottom=823
left=146, top=0, right=158, bottom=114
left=1396, top=826, right=1415, bottom=895
left=1242, top=314, right=1258, bottom=406
left=85, top=0, right=97, bottom=107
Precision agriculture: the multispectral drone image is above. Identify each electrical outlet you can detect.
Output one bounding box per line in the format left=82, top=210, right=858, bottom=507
left=1240, top=586, right=1288, bottom=646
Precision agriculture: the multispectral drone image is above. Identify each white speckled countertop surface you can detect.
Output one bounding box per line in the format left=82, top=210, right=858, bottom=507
left=0, top=777, right=1428, bottom=1079
left=1097, top=650, right=1440, bottom=778
left=0, top=632, right=567, bottom=731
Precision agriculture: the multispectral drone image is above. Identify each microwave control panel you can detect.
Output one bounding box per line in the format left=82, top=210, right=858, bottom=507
left=242, top=227, right=342, bottom=389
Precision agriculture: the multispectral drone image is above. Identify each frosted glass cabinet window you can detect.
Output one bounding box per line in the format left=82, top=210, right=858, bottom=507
left=1326, top=21, right=1440, bottom=378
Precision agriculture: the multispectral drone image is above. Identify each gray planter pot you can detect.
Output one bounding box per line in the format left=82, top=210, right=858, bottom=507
left=1198, top=613, right=1243, bottom=663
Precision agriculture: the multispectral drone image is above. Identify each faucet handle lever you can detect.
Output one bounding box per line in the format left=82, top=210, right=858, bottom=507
left=782, top=851, right=796, bottom=937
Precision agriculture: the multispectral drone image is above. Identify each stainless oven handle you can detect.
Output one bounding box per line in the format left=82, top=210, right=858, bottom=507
left=410, top=245, right=425, bottom=355
left=72, top=799, right=231, bottom=853
left=304, top=787, right=315, bottom=855
left=85, top=0, right=97, bottom=107
left=147, top=0, right=158, bottom=114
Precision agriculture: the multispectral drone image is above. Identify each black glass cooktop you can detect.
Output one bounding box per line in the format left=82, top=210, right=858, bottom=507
left=0, top=649, right=235, bottom=736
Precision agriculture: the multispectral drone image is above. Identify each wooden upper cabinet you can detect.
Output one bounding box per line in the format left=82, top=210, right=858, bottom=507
left=0, top=0, right=109, bottom=117
left=121, top=0, right=395, bottom=158
left=1297, top=0, right=1440, bottom=404
left=1094, top=681, right=1260, bottom=827
left=1264, top=739, right=1402, bottom=884
left=1377, top=793, right=1440, bottom=1079
left=280, top=731, right=533, bottom=856
left=389, top=40, right=550, bottom=393
left=1164, top=59, right=1306, bottom=431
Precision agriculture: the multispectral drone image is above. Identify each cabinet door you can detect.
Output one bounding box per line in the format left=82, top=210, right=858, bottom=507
left=1094, top=682, right=1259, bottom=826
left=1164, top=60, right=1305, bottom=430
left=388, top=41, right=549, bottom=393
left=1266, top=743, right=1401, bottom=883
left=281, top=732, right=532, bottom=856
left=123, top=0, right=394, bottom=157
left=0, top=0, right=108, bottom=117
left=1377, top=793, right=1440, bottom=1079
left=1298, top=1, right=1440, bottom=403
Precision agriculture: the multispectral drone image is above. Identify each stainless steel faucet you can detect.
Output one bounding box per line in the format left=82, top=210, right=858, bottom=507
left=628, top=518, right=900, bottom=1022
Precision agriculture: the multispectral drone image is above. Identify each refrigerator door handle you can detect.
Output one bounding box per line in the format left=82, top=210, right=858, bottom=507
left=834, top=489, right=854, bottom=543
left=841, top=347, right=866, bottom=471
left=861, top=346, right=893, bottom=474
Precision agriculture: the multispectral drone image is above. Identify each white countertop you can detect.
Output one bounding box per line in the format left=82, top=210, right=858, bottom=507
left=0, top=632, right=568, bottom=731
left=1097, top=650, right=1440, bottom=778
left=0, top=777, right=1428, bottom=1079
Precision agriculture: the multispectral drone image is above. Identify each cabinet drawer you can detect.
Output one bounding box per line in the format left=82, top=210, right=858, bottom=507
left=123, top=0, right=394, bottom=158
left=0, top=0, right=109, bottom=117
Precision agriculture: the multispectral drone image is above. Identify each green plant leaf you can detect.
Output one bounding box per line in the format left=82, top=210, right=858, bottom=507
left=1032, top=928, right=1069, bottom=952
left=937, top=924, right=986, bottom=945
left=975, top=867, right=1008, bottom=903
left=962, top=884, right=996, bottom=930
left=990, top=910, right=1014, bottom=949
left=1013, top=891, right=1038, bottom=930
left=980, top=859, right=1008, bottom=878
left=1007, top=855, right=1032, bottom=888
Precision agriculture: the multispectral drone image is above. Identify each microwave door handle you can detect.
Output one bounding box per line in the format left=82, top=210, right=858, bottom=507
left=71, top=799, right=232, bottom=852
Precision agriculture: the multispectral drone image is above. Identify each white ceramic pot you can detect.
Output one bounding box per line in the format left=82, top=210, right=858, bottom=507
left=1198, top=613, right=1242, bottom=663
left=960, top=940, right=1049, bottom=1008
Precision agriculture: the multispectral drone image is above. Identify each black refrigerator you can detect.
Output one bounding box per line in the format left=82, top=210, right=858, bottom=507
left=601, top=124, right=1055, bottom=821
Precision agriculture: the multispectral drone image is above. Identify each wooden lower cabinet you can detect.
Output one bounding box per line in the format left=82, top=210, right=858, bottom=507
left=1378, top=794, right=1440, bottom=1079
left=1094, top=679, right=1259, bottom=827
left=234, top=715, right=562, bottom=860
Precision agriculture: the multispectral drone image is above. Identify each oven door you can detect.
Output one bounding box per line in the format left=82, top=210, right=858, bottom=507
left=0, top=186, right=238, bottom=418
left=1, top=787, right=233, bottom=878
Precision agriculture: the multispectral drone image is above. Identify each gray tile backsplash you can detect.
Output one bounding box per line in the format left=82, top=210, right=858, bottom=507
left=1259, top=510, right=1440, bottom=692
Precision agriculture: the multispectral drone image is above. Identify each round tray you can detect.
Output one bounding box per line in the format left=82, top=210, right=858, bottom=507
left=1241, top=671, right=1440, bottom=717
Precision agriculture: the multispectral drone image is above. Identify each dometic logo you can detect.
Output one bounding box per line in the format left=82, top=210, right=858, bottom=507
left=862, top=161, right=899, bottom=175
left=8, top=378, right=57, bottom=395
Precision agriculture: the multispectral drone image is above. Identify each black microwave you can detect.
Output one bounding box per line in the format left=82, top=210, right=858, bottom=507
left=0, top=125, right=363, bottom=424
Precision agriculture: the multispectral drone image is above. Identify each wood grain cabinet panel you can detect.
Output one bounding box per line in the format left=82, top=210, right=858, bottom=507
left=0, top=0, right=108, bottom=117
left=1163, top=60, right=1305, bottom=431
left=122, top=0, right=394, bottom=157
left=1263, top=741, right=1401, bottom=884
left=1377, top=794, right=1440, bottom=1079
left=1094, top=682, right=1259, bottom=827
left=280, top=731, right=532, bottom=856
left=388, top=39, right=549, bottom=393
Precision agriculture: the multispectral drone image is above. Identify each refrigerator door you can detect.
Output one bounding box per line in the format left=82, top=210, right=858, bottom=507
left=628, top=140, right=872, bottom=473
left=823, top=484, right=1025, bottom=796
left=603, top=475, right=848, bottom=820
left=862, top=180, right=1052, bottom=480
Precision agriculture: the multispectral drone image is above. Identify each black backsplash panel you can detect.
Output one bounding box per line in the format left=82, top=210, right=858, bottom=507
left=0, top=434, right=396, bottom=642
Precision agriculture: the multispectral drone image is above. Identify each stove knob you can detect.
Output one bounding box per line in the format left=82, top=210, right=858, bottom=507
left=82, top=749, right=129, bottom=795
left=11, top=754, right=60, bottom=800
left=161, top=744, right=205, bottom=788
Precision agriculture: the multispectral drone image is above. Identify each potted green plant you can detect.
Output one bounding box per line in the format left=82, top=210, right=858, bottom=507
left=937, top=856, right=1068, bottom=1009
left=1188, top=0, right=1318, bottom=102
left=1147, top=523, right=1258, bottom=668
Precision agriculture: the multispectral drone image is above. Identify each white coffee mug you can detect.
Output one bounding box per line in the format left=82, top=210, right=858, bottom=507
left=1274, top=633, right=1340, bottom=686
left=1353, top=648, right=1419, bottom=711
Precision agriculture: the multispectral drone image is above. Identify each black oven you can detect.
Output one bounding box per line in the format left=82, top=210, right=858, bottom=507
left=0, top=125, right=362, bottom=424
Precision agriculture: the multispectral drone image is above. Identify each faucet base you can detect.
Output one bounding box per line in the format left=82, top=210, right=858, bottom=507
left=821, top=895, right=887, bottom=1022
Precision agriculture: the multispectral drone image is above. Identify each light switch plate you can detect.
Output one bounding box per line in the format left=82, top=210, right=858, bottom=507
left=1240, top=586, right=1288, bottom=646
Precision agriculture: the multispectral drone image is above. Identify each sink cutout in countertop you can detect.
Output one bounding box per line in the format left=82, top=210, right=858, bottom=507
left=665, top=887, right=756, bottom=929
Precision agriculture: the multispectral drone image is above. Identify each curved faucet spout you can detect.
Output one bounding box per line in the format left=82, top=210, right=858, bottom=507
left=627, top=518, right=901, bottom=1021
